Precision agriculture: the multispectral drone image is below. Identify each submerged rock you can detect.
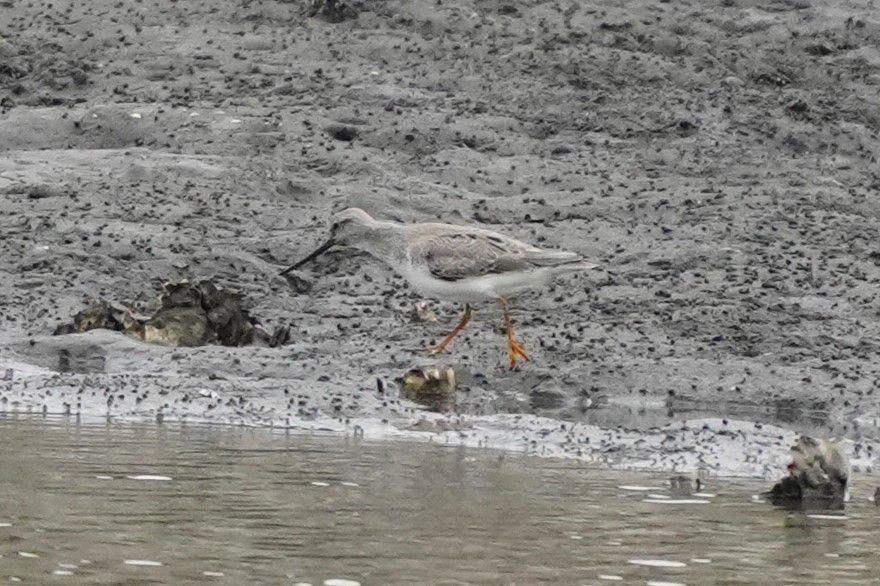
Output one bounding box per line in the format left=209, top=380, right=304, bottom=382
left=669, top=475, right=703, bottom=497
left=763, top=436, right=849, bottom=510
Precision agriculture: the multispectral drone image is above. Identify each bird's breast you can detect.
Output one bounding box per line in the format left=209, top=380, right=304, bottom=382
left=399, top=264, right=551, bottom=303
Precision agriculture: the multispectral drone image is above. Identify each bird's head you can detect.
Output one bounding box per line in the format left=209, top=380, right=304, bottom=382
left=280, top=207, right=378, bottom=274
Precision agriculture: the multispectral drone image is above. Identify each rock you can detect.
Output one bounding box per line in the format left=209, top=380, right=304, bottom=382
left=669, top=476, right=703, bottom=496
left=325, top=123, right=359, bottom=141
left=282, top=271, right=313, bottom=294
left=51, top=280, right=290, bottom=349
left=762, top=437, right=849, bottom=510
left=306, top=0, right=364, bottom=23
left=396, top=366, right=457, bottom=412
left=143, top=307, right=213, bottom=347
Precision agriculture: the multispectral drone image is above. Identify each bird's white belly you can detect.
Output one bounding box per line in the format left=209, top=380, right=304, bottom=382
left=400, top=265, right=552, bottom=303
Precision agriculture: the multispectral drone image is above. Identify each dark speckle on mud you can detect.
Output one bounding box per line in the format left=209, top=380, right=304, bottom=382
left=1, top=0, right=880, bottom=479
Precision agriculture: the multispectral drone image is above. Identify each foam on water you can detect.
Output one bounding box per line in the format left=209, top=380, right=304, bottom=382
left=126, top=475, right=172, bottom=481
left=628, top=559, right=687, bottom=568
left=643, top=499, right=711, bottom=505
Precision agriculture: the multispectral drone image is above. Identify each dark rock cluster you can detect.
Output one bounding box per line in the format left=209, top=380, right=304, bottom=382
left=763, top=436, right=849, bottom=510
left=53, top=280, right=291, bottom=348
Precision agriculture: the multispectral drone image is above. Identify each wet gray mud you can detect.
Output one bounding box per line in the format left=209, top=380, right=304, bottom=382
left=3, top=0, right=880, bottom=479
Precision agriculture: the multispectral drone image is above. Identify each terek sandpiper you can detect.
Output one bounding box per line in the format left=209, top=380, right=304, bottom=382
left=282, top=208, right=597, bottom=367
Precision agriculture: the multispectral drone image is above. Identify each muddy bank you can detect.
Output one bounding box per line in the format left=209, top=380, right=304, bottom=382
left=2, top=0, right=880, bottom=476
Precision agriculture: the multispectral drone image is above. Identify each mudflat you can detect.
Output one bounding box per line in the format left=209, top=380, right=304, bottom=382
left=2, top=0, right=880, bottom=477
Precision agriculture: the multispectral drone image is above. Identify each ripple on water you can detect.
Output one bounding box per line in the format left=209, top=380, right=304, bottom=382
left=647, top=581, right=687, bottom=586
left=123, top=559, right=163, bottom=566
left=598, top=575, right=623, bottom=581
left=17, top=552, right=39, bottom=558
left=618, top=485, right=658, bottom=492
left=323, top=579, right=361, bottom=586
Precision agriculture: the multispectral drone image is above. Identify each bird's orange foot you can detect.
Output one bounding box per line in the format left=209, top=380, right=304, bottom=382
left=506, top=337, right=530, bottom=368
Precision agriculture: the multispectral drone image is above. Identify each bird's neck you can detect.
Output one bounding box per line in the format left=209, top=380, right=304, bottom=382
left=356, top=222, right=407, bottom=265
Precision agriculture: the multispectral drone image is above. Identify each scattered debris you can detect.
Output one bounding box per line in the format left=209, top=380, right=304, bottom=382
left=53, top=279, right=291, bottom=348
left=762, top=436, right=849, bottom=510
left=411, top=301, right=438, bottom=323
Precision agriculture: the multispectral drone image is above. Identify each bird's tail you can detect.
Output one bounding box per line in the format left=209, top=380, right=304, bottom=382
left=556, top=260, right=600, bottom=271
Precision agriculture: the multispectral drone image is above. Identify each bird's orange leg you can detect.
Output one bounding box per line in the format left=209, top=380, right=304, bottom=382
left=498, top=297, right=529, bottom=368
left=427, top=304, right=472, bottom=354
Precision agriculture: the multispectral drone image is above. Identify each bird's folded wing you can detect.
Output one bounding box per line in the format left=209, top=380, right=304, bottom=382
left=410, top=230, right=548, bottom=281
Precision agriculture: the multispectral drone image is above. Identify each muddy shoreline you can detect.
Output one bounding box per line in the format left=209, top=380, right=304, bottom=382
left=3, top=0, right=880, bottom=478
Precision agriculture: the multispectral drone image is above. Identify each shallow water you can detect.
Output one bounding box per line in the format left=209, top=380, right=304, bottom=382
left=0, top=416, right=876, bottom=585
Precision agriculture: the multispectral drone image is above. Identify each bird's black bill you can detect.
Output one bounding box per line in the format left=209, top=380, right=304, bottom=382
left=280, top=238, right=336, bottom=276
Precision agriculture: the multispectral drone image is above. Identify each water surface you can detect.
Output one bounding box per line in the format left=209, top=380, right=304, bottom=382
left=0, top=416, right=875, bottom=585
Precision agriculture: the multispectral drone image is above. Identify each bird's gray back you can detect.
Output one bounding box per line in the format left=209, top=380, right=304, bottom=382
left=404, top=223, right=581, bottom=281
